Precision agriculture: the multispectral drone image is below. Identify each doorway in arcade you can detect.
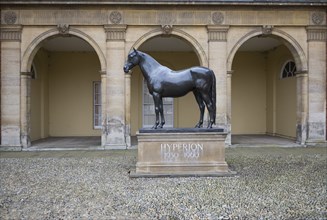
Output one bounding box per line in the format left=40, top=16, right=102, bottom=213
left=30, top=36, right=101, bottom=147
left=231, top=36, right=297, bottom=143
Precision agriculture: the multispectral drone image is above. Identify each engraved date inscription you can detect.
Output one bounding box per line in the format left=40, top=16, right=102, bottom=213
left=160, top=143, right=204, bottom=162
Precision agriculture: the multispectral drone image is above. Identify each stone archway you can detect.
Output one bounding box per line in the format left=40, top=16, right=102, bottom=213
left=227, top=27, right=307, bottom=73
left=226, top=27, right=308, bottom=145
left=21, top=27, right=106, bottom=73
left=20, top=27, right=106, bottom=147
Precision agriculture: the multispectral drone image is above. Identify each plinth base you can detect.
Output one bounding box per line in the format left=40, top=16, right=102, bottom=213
left=130, top=129, right=235, bottom=178
left=129, top=170, right=237, bottom=178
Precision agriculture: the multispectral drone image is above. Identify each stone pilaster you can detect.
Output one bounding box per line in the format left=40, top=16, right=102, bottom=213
left=207, top=25, right=229, bottom=133
left=306, top=26, right=327, bottom=146
left=103, top=24, right=127, bottom=149
left=0, top=25, right=22, bottom=149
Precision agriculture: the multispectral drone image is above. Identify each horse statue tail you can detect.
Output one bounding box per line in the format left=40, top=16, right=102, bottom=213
left=210, top=70, right=216, bottom=124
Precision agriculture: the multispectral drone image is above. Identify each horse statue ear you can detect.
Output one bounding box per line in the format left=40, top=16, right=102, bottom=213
left=133, top=47, right=137, bottom=53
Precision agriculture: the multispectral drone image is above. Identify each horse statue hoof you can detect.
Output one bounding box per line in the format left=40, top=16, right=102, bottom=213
left=207, top=122, right=214, bottom=129
left=152, top=123, right=161, bottom=129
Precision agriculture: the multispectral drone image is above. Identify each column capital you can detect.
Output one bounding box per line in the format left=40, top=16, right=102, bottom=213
left=306, top=26, right=327, bottom=42
left=104, top=24, right=127, bottom=41
left=20, top=72, right=33, bottom=77
left=0, top=25, right=22, bottom=41
left=124, top=73, right=132, bottom=78
left=99, top=70, right=107, bottom=76
left=207, top=25, right=229, bottom=42
left=295, top=70, right=308, bottom=77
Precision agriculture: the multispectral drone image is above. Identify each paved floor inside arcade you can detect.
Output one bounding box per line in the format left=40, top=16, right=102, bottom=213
left=26, top=135, right=300, bottom=151
left=30, top=136, right=102, bottom=151
left=231, top=135, right=299, bottom=147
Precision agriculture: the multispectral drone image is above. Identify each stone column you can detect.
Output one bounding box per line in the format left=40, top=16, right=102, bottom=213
left=103, top=24, right=127, bottom=149
left=207, top=25, right=230, bottom=141
left=226, top=71, right=233, bottom=145
left=306, top=26, right=327, bottom=146
left=100, top=71, right=107, bottom=147
left=20, top=72, right=32, bottom=148
left=0, top=25, right=22, bottom=150
left=125, top=73, right=131, bottom=148
left=296, top=71, right=308, bottom=145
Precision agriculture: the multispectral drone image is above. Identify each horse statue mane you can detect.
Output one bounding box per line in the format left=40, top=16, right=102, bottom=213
left=124, top=48, right=216, bottom=129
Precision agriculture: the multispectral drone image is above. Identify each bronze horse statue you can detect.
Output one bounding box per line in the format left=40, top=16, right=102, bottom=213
left=123, top=48, right=216, bottom=129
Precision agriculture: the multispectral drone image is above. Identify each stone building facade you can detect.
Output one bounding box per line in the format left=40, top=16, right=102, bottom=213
left=0, top=1, right=326, bottom=150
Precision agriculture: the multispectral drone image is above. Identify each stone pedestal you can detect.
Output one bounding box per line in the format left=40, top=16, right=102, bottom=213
left=130, top=128, right=235, bottom=177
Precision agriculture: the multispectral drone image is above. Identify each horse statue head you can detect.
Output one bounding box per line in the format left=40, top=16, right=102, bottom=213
left=123, top=48, right=140, bottom=73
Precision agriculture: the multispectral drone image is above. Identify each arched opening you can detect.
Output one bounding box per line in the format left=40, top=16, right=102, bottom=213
left=30, top=35, right=102, bottom=148
left=130, top=35, right=201, bottom=143
left=231, top=36, right=298, bottom=145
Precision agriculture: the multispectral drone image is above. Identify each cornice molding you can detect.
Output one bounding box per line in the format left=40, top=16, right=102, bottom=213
left=1, top=9, right=317, bottom=26
left=1, top=1, right=326, bottom=6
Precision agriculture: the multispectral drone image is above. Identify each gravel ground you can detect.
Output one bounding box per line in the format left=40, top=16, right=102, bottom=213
left=0, top=147, right=326, bottom=219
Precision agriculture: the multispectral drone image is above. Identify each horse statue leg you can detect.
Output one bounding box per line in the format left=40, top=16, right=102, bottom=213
left=193, top=90, right=205, bottom=128
left=201, top=93, right=215, bottom=128
left=152, top=92, right=161, bottom=129
left=158, top=97, right=165, bottom=128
